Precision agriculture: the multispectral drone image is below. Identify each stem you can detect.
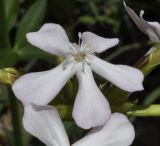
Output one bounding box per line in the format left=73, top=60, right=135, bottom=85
left=0, top=0, right=11, bottom=48
left=8, top=89, right=23, bottom=146
left=127, top=104, right=160, bottom=117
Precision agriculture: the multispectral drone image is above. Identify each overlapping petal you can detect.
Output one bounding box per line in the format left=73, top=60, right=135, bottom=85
left=26, top=23, right=72, bottom=57
left=72, top=64, right=111, bottom=129
left=82, top=32, right=119, bottom=53
left=12, top=63, right=75, bottom=105
left=90, top=55, right=144, bottom=92
left=23, top=104, right=135, bottom=146
left=72, top=113, right=135, bottom=146
left=23, top=104, right=70, bottom=146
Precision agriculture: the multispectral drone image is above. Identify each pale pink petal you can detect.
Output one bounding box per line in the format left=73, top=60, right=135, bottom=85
left=90, top=55, right=144, bottom=92
left=140, top=10, right=160, bottom=41
left=26, top=23, right=72, bottom=57
left=72, top=64, right=111, bottom=129
left=23, top=104, right=70, bottom=146
left=124, top=1, right=147, bottom=34
left=124, top=2, right=160, bottom=42
left=72, top=113, right=135, bottom=146
left=12, top=63, right=75, bottom=105
left=82, top=32, right=119, bottom=53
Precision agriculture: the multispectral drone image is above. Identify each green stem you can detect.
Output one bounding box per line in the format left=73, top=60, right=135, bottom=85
left=8, top=89, right=23, bottom=146
left=0, top=0, right=11, bottom=48
left=127, top=104, right=160, bottom=117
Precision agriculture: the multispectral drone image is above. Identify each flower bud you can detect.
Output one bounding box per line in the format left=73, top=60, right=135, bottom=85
left=0, top=68, right=20, bottom=85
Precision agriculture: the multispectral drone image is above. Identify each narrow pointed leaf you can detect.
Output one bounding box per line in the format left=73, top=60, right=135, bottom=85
left=5, top=0, right=20, bottom=31
left=15, top=0, right=46, bottom=48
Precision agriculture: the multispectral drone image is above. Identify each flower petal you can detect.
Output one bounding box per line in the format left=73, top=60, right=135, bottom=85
left=12, top=63, right=75, bottom=105
left=23, top=104, right=70, bottom=146
left=72, top=113, right=135, bottom=146
left=124, top=2, right=147, bottom=34
left=124, top=2, right=160, bottom=42
left=82, top=32, right=119, bottom=53
left=140, top=10, right=160, bottom=41
left=26, top=23, right=72, bottom=57
left=90, top=55, right=144, bottom=92
left=72, top=64, right=111, bottom=129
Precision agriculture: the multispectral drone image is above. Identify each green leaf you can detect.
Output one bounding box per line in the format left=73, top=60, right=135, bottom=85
left=144, top=87, right=160, bottom=105
left=64, top=121, right=85, bottom=138
left=15, top=0, right=46, bottom=48
left=106, top=88, right=129, bottom=104
left=56, top=105, right=72, bottom=120
left=78, top=16, right=96, bottom=25
left=5, top=0, right=20, bottom=31
left=0, top=0, right=11, bottom=48
left=0, top=49, right=19, bottom=68
left=16, top=45, right=55, bottom=63
left=0, top=84, right=9, bottom=101
left=105, top=43, right=140, bottom=61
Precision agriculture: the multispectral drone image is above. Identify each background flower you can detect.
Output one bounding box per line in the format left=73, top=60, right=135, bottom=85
left=23, top=104, right=135, bottom=146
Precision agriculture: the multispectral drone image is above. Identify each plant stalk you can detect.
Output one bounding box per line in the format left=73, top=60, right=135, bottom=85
left=0, top=0, right=11, bottom=48
left=8, top=89, right=23, bottom=146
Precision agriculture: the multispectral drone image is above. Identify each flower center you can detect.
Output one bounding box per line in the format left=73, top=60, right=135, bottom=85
left=74, top=52, right=86, bottom=62
left=63, top=32, right=93, bottom=71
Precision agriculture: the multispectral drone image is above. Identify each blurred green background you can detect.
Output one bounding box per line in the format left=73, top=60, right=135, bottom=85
left=0, top=0, right=160, bottom=146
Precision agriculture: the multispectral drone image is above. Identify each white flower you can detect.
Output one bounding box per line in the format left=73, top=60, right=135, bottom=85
left=124, top=1, right=160, bottom=54
left=23, top=104, right=135, bottom=146
left=12, top=23, right=144, bottom=129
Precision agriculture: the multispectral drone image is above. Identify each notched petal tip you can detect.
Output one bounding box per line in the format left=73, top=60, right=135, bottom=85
left=72, top=113, right=135, bottom=146
left=73, top=65, right=111, bottom=129
left=90, top=55, right=144, bottom=93
left=113, top=38, right=119, bottom=45
left=25, top=23, right=71, bottom=57
left=26, top=32, right=38, bottom=46
left=82, top=31, right=119, bottom=53
left=12, top=63, right=75, bottom=106
left=131, top=70, right=144, bottom=92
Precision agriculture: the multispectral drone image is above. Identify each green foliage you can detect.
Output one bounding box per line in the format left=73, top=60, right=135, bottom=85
left=15, top=0, right=47, bottom=48
left=5, top=0, right=20, bottom=31
left=16, top=45, right=54, bottom=63
left=144, top=87, right=160, bottom=105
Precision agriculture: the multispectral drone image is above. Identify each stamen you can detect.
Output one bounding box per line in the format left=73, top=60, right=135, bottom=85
left=65, top=35, right=96, bottom=73
left=78, top=32, right=82, bottom=46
